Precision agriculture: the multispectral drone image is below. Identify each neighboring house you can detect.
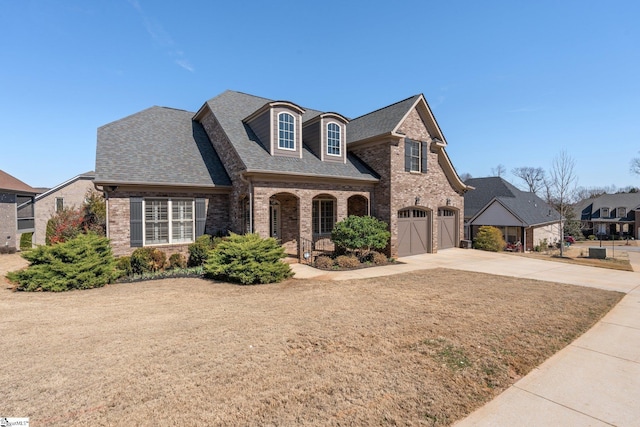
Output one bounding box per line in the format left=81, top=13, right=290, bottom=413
left=95, top=90, right=470, bottom=259
left=464, top=177, right=561, bottom=251
left=32, top=171, right=95, bottom=245
left=0, top=170, right=38, bottom=250
left=574, top=193, right=639, bottom=239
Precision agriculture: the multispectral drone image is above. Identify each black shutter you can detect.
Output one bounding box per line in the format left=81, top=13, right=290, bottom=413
left=195, top=198, right=206, bottom=237
left=130, top=197, right=143, bottom=247
left=421, top=141, right=428, bottom=173
left=404, top=139, right=412, bottom=172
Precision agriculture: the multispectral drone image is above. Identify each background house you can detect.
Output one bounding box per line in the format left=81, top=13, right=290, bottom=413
left=574, top=193, right=639, bottom=239
left=95, top=90, right=471, bottom=259
left=0, top=170, right=38, bottom=251
left=33, top=171, right=95, bottom=245
left=464, top=177, right=562, bottom=251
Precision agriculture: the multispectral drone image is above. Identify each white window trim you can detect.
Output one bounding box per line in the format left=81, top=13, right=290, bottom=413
left=143, top=198, right=195, bottom=246
left=326, top=122, right=341, bottom=157
left=277, top=112, right=296, bottom=151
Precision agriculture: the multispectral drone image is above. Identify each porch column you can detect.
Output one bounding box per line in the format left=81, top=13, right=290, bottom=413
left=336, top=194, right=349, bottom=222
left=252, top=191, right=269, bottom=238
left=299, top=196, right=312, bottom=245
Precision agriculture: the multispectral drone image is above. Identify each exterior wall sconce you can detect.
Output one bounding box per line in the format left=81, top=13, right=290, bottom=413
left=446, top=198, right=451, bottom=206
left=415, top=197, right=421, bottom=205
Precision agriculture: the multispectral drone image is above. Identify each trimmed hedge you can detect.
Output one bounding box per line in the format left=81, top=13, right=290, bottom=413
left=205, top=233, right=292, bottom=285
left=7, top=233, right=118, bottom=292
left=473, top=226, right=506, bottom=252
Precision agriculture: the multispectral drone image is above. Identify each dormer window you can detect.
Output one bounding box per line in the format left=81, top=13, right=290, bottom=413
left=618, top=207, right=626, bottom=217
left=601, top=207, right=610, bottom=217
left=278, top=112, right=295, bottom=150
left=327, top=123, right=341, bottom=156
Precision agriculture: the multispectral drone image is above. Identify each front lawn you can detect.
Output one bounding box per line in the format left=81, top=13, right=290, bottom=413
left=0, top=269, right=622, bottom=426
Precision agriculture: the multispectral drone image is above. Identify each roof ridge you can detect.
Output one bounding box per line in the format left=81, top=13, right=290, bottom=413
left=349, top=94, right=420, bottom=121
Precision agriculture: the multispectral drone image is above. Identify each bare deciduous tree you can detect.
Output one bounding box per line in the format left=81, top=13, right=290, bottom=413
left=459, top=172, right=472, bottom=182
left=491, top=164, right=506, bottom=177
left=549, top=151, right=578, bottom=257
left=511, top=166, right=545, bottom=194
left=631, top=153, right=640, bottom=175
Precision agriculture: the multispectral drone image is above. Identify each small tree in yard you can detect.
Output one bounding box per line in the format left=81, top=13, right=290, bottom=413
left=331, top=215, right=390, bottom=260
left=205, top=233, right=292, bottom=285
left=474, top=226, right=506, bottom=252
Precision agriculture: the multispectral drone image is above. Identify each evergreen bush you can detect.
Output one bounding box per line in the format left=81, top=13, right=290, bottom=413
left=188, top=234, right=220, bottom=267
left=473, top=226, right=506, bottom=252
left=115, top=256, right=132, bottom=277
left=20, top=232, right=33, bottom=250
left=205, top=233, right=292, bottom=284
left=331, top=215, right=390, bottom=260
left=7, top=233, right=117, bottom=292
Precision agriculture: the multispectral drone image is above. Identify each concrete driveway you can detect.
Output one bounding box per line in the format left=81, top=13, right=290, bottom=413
left=292, top=248, right=640, bottom=426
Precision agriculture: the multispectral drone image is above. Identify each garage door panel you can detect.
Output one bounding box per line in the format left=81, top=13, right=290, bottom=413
left=397, top=209, right=431, bottom=257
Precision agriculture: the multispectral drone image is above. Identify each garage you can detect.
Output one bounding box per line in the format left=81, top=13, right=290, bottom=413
left=397, top=208, right=431, bottom=256
left=437, top=208, right=457, bottom=249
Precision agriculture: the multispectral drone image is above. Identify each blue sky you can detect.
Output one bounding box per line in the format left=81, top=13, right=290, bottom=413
left=1, top=0, right=639, bottom=190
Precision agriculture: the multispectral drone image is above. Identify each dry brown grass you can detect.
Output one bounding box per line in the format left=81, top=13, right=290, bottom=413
left=0, top=260, right=623, bottom=426
left=512, top=240, right=635, bottom=271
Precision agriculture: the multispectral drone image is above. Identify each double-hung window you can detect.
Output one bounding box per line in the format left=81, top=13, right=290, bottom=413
left=278, top=112, right=295, bottom=150
left=327, top=123, right=341, bottom=156
left=144, top=198, right=193, bottom=245
left=312, top=199, right=335, bottom=235
left=405, top=139, right=427, bottom=173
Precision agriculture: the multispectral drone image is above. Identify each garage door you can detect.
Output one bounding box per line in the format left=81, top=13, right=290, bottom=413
left=438, top=208, right=456, bottom=249
left=397, top=208, right=430, bottom=256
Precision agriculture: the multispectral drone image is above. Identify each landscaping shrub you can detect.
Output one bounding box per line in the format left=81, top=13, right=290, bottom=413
left=473, top=226, right=506, bottom=252
left=314, top=255, right=334, bottom=269
left=115, top=256, right=132, bottom=277
left=371, top=251, right=388, bottom=265
left=331, top=215, right=390, bottom=260
left=46, top=207, right=84, bottom=245
left=20, top=232, right=33, bottom=250
left=130, top=247, right=166, bottom=274
left=168, top=253, right=187, bottom=269
left=188, top=234, right=220, bottom=267
left=335, top=255, right=360, bottom=269
left=82, top=189, right=106, bottom=236
left=7, top=233, right=117, bottom=292
left=205, top=233, right=292, bottom=284
left=0, top=246, right=17, bottom=254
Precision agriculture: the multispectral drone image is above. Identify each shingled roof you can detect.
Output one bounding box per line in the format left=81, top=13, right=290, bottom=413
left=347, top=95, right=421, bottom=143
left=0, top=170, right=38, bottom=194
left=95, top=107, right=231, bottom=187
left=465, top=177, right=560, bottom=225
left=201, top=90, right=379, bottom=181
left=574, top=193, right=640, bottom=222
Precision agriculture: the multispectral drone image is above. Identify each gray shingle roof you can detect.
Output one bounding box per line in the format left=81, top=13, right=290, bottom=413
left=465, top=177, right=561, bottom=225
left=346, top=95, right=421, bottom=143
left=95, top=106, right=231, bottom=187
left=204, top=91, right=379, bottom=181
left=574, top=193, right=640, bottom=222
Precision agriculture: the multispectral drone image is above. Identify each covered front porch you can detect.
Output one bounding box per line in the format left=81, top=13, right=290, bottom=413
left=245, top=187, right=371, bottom=263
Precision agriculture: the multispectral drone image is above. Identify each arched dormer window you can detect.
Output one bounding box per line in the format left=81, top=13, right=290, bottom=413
left=278, top=112, right=295, bottom=150
left=327, top=122, right=341, bottom=156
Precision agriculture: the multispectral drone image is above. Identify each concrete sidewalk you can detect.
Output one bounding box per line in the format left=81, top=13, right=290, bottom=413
left=291, top=249, right=640, bottom=426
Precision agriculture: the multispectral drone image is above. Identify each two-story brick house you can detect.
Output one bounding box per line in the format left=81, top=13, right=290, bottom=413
left=95, top=90, right=470, bottom=259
